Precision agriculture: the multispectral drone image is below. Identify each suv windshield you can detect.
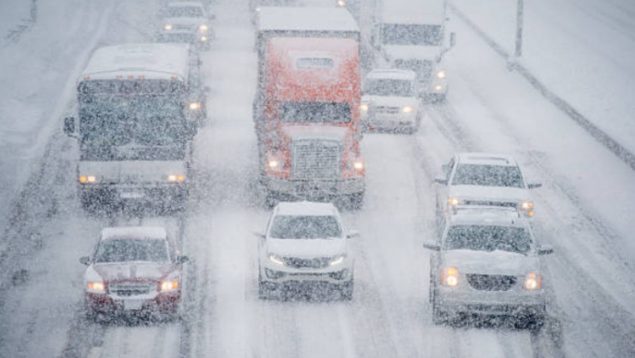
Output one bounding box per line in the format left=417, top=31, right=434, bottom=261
left=94, top=239, right=170, bottom=263
left=382, top=24, right=443, bottom=46
left=269, top=215, right=342, bottom=239
left=364, top=79, right=414, bottom=97
left=279, top=102, right=351, bottom=124
left=167, top=6, right=204, bottom=17
left=452, top=164, right=524, bottom=188
left=445, top=225, right=532, bottom=254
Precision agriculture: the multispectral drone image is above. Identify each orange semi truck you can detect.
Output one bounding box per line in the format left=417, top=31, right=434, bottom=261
left=254, top=7, right=365, bottom=207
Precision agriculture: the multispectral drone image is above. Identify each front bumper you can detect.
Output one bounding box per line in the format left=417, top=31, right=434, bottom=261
left=260, top=264, right=353, bottom=285
left=436, top=287, right=546, bottom=317
left=79, top=183, right=187, bottom=207
left=261, top=175, right=365, bottom=198
left=363, top=112, right=418, bottom=132
left=85, top=291, right=181, bottom=316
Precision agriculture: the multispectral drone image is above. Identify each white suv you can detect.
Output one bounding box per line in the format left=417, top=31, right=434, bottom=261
left=257, top=201, right=357, bottom=300
left=361, top=69, right=421, bottom=134
left=424, top=207, right=553, bottom=328
left=435, top=153, right=542, bottom=219
left=158, top=1, right=214, bottom=50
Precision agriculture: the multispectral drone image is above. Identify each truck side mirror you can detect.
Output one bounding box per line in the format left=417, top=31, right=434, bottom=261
left=79, top=256, right=91, bottom=265
left=64, top=117, right=76, bottom=137
left=423, top=241, right=441, bottom=251
left=538, top=245, right=554, bottom=256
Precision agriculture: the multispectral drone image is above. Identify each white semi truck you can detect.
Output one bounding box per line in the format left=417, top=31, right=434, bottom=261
left=370, top=0, right=455, bottom=101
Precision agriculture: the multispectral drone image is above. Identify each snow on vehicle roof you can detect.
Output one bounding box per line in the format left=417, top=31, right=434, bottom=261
left=101, top=226, right=168, bottom=241
left=457, top=152, right=518, bottom=167
left=366, top=69, right=417, bottom=81
left=274, top=201, right=339, bottom=217
left=81, top=43, right=191, bottom=82
left=167, top=1, right=204, bottom=8
left=257, top=7, right=359, bottom=33
left=449, top=206, right=527, bottom=227
left=380, top=0, right=445, bottom=24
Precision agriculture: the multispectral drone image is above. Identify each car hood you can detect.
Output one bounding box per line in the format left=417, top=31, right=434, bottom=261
left=384, top=45, right=441, bottom=61
left=449, top=185, right=529, bottom=203
left=266, top=238, right=347, bottom=258
left=282, top=125, right=349, bottom=142
left=88, top=262, right=175, bottom=282
left=443, top=249, right=538, bottom=276
left=362, top=95, right=418, bottom=108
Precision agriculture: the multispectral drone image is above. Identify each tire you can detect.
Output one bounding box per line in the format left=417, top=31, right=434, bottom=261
left=258, top=273, right=270, bottom=300
left=431, top=290, right=446, bottom=325
left=340, top=280, right=354, bottom=301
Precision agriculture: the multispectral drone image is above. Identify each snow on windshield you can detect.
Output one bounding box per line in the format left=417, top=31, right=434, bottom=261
left=269, top=215, right=342, bottom=239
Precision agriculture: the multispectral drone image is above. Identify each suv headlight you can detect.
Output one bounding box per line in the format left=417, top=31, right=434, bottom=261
left=447, top=197, right=460, bottom=206
left=198, top=24, right=208, bottom=32
left=523, top=272, right=542, bottom=290
left=160, top=279, right=180, bottom=292
left=441, top=266, right=459, bottom=287
left=167, top=174, right=186, bottom=183
left=268, top=254, right=285, bottom=266
left=164, top=24, right=173, bottom=31
left=402, top=105, right=413, bottom=113
left=329, top=254, right=346, bottom=266
left=436, top=70, right=446, bottom=79
left=86, top=281, right=106, bottom=294
left=520, top=201, right=535, bottom=217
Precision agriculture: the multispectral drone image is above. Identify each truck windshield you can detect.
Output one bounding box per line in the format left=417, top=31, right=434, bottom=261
left=94, top=239, right=170, bottom=263
left=167, top=6, right=204, bottom=18
left=279, top=102, right=351, bottom=124
left=364, top=79, right=414, bottom=97
left=445, top=225, right=532, bottom=254
left=451, top=164, right=524, bottom=188
left=78, top=95, right=189, bottom=161
left=382, top=24, right=443, bottom=46
left=269, top=215, right=342, bottom=239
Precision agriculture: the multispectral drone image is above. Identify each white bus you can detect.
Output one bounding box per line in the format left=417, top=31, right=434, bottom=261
left=63, top=43, right=205, bottom=212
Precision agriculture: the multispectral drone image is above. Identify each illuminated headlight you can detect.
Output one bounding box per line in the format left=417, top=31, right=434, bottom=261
left=359, top=103, right=369, bottom=112
left=402, top=105, right=413, bottom=113
left=337, top=0, right=346, bottom=7
left=160, top=279, right=180, bottom=292
left=441, top=267, right=459, bottom=287
left=189, top=102, right=201, bottom=111
left=200, top=36, right=208, bottom=42
left=198, top=24, right=208, bottom=32
left=523, top=272, right=542, bottom=290
left=520, top=201, right=535, bottom=217
left=164, top=24, right=173, bottom=31
left=167, top=174, right=186, bottom=183
left=86, top=281, right=105, bottom=294
left=447, top=197, right=460, bottom=206
left=267, top=154, right=282, bottom=171
left=436, top=70, right=446, bottom=79
left=329, top=255, right=346, bottom=266
left=79, top=175, right=97, bottom=184
left=434, top=84, right=444, bottom=92
left=268, top=254, right=285, bottom=266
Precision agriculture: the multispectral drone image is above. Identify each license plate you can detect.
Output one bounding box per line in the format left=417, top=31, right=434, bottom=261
left=123, top=299, right=144, bottom=310
left=120, top=189, right=145, bottom=199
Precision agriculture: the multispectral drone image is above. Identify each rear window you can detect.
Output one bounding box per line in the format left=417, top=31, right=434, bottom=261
left=452, top=164, right=524, bottom=188
left=94, top=238, right=170, bottom=263
left=269, top=215, right=342, bottom=239
left=444, top=225, right=532, bottom=254
left=279, top=102, right=351, bottom=124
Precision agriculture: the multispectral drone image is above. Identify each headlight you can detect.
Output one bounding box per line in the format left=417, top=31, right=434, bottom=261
left=337, top=0, right=346, bottom=7
left=86, top=281, right=105, bottom=294
left=353, top=159, right=364, bottom=171
left=267, top=153, right=282, bottom=171
left=189, top=102, right=201, bottom=111
left=402, top=105, right=413, bottom=113
left=268, top=254, right=285, bottom=266
left=167, top=174, right=186, bottom=183
left=164, top=24, right=173, bottom=31
left=198, top=24, right=208, bottom=32
left=441, top=267, right=459, bottom=287
left=436, top=70, right=446, bottom=79
left=520, top=201, right=535, bottom=217
left=523, top=272, right=542, bottom=290
left=330, top=255, right=346, bottom=266
left=200, top=36, right=208, bottom=42
left=433, top=84, right=444, bottom=92
left=79, top=175, right=97, bottom=184
left=447, top=197, right=460, bottom=206
left=360, top=103, right=369, bottom=112
left=160, top=279, right=180, bottom=292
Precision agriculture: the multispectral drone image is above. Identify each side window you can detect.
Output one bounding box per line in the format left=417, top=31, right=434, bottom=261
left=444, top=158, right=455, bottom=181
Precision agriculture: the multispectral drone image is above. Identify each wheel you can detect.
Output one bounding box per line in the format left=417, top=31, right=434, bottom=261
left=431, top=290, right=446, bottom=325
left=258, top=273, right=271, bottom=300
left=339, top=280, right=354, bottom=301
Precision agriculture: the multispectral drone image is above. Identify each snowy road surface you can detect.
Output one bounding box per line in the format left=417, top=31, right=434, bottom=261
left=0, top=0, right=634, bottom=357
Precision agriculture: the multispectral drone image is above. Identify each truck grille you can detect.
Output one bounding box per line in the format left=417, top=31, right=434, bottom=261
left=109, top=283, right=154, bottom=296
left=394, top=59, right=433, bottom=81
left=292, top=140, right=341, bottom=180
left=283, top=257, right=332, bottom=269
left=374, top=106, right=400, bottom=114
left=467, top=274, right=517, bottom=291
